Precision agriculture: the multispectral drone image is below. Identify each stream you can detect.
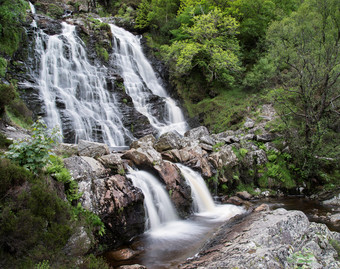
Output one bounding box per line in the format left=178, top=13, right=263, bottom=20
left=105, top=196, right=339, bottom=268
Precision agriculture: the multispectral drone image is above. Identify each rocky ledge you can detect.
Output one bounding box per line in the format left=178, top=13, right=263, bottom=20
left=180, top=208, right=340, bottom=269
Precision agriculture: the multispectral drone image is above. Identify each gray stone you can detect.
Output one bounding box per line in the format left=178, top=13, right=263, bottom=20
left=184, top=126, right=210, bottom=139
left=54, top=143, right=78, bottom=156
left=236, top=191, right=252, bottom=200
left=63, top=227, right=92, bottom=257
left=154, top=131, right=182, bottom=152
left=78, top=139, right=110, bottom=158
left=256, top=133, right=277, bottom=142
left=209, top=144, right=238, bottom=170
left=181, top=209, right=340, bottom=269
left=199, top=135, right=215, bottom=146
left=99, top=153, right=125, bottom=174
left=130, top=134, right=156, bottom=149
left=244, top=117, right=255, bottom=128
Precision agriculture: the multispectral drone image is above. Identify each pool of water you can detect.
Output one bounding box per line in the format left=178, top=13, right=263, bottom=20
left=105, top=196, right=339, bottom=268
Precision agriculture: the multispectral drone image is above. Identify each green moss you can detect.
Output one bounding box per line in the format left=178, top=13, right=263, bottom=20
left=95, top=45, right=109, bottom=62
left=46, top=4, right=64, bottom=19
left=0, top=132, right=12, bottom=149
left=0, top=57, right=7, bottom=77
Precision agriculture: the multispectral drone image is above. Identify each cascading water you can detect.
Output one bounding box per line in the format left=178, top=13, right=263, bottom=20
left=127, top=170, right=178, bottom=230
left=109, top=24, right=188, bottom=136
left=26, top=9, right=133, bottom=146
left=177, top=164, right=245, bottom=221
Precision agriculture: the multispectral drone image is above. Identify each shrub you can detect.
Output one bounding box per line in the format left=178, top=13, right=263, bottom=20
left=0, top=84, right=15, bottom=118
left=5, top=118, right=60, bottom=174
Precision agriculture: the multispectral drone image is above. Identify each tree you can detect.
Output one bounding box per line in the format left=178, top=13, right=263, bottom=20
left=162, top=8, right=242, bottom=87
left=267, top=0, right=340, bottom=178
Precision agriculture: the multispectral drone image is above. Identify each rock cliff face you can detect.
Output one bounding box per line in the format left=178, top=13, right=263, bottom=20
left=180, top=208, right=340, bottom=269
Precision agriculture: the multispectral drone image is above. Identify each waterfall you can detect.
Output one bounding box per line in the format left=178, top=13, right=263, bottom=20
left=127, top=170, right=178, bottom=230
left=177, top=164, right=245, bottom=221
left=109, top=24, right=188, bottom=136
left=27, top=21, right=133, bottom=146
left=176, top=164, right=215, bottom=213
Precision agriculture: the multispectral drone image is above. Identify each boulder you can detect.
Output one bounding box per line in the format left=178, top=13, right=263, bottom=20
left=63, top=156, right=145, bottom=248
left=154, top=161, right=192, bottom=216
left=122, top=146, right=162, bottom=168
left=130, top=134, right=156, bottom=149
left=184, top=126, right=210, bottom=139
left=256, top=133, right=277, bottom=142
left=77, top=139, right=110, bottom=158
left=105, top=247, right=138, bottom=261
left=209, top=144, right=238, bottom=170
left=154, top=131, right=182, bottom=152
left=236, top=191, right=252, bottom=200
left=54, top=143, right=78, bottom=156
left=63, top=227, right=92, bottom=257
left=244, top=118, right=255, bottom=129
left=99, top=153, right=125, bottom=175
left=181, top=209, right=340, bottom=269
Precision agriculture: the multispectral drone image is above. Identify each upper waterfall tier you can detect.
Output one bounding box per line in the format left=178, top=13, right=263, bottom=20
left=109, top=23, right=188, bottom=136
left=27, top=22, right=133, bottom=146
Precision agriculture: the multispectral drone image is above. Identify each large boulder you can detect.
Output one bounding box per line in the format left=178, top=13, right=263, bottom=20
left=181, top=209, right=340, bottom=269
left=154, top=131, right=182, bottom=152
left=77, top=140, right=110, bottom=158
left=122, top=143, right=162, bottom=168
left=154, top=161, right=192, bottom=216
left=63, top=156, right=145, bottom=248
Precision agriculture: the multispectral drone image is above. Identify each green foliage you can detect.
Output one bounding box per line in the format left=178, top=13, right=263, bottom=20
left=0, top=132, right=12, bottom=149
left=95, top=44, right=109, bottom=62
left=212, top=141, right=225, bottom=152
left=47, top=156, right=82, bottom=203
left=46, top=4, right=64, bottom=19
left=162, top=8, right=242, bottom=86
left=5, top=118, right=60, bottom=174
left=0, top=83, right=15, bottom=118
left=0, top=57, right=7, bottom=77
left=0, top=158, right=33, bottom=197
left=0, top=0, right=28, bottom=56
left=0, top=179, right=74, bottom=267
left=266, top=0, right=340, bottom=179
left=35, top=260, right=50, bottom=269
left=82, top=254, right=110, bottom=269
left=330, top=239, right=340, bottom=260
left=288, top=248, right=315, bottom=268
left=258, top=149, right=296, bottom=189
left=232, top=146, right=248, bottom=160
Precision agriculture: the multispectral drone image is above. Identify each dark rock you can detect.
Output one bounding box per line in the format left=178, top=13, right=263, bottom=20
left=36, top=14, right=62, bottom=35
left=256, top=133, right=277, bottom=142
left=236, top=191, right=252, bottom=200
left=106, top=247, right=138, bottom=261
left=154, top=161, right=192, bottom=216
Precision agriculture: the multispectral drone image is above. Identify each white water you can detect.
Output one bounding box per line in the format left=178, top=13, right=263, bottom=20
left=127, top=170, right=178, bottom=230
left=109, top=24, right=188, bottom=136
left=177, top=164, right=215, bottom=212
left=177, top=164, right=245, bottom=221
left=28, top=22, right=133, bottom=146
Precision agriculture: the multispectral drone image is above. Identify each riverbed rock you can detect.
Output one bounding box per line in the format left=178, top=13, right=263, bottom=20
left=105, top=247, right=138, bottom=261
left=122, top=146, right=162, bottom=168
left=236, top=191, right=252, bottom=200
left=180, top=209, right=340, bottom=269
left=99, top=153, right=125, bottom=175
left=154, top=161, right=192, bottom=216
left=63, top=156, right=145, bottom=248
left=154, top=131, right=182, bottom=152
left=78, top=139, right=110, bottom=158
left=130, top=135, right=156, bottom=149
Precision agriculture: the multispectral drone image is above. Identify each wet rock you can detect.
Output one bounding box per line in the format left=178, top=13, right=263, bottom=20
left=117, top=265, right=146, bottom=269
left=154, top=161, right=192, bottom=216
left=64, top=156, right=145, bottom=248
left=254, top=203, right=270, bottom=212
left=181, top=209, right=340, bottom=269
left=322, top=194, right=340, bottom=206
left=106, top=247, right=138, bottom=261
left=77, top=139, right=110, bottom=158
left=35, top=14, right=62, bottom=35
left=224, top=196, right=252, bottom=208
left=329, top=213, right=340, bottom=224
left=236, top=191, right=252, bottom=200
left=154, top=131, right=182, bottom=152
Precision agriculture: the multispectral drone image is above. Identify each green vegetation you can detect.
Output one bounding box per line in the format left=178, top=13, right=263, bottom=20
left=5, top=118, right=60, bottom=174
